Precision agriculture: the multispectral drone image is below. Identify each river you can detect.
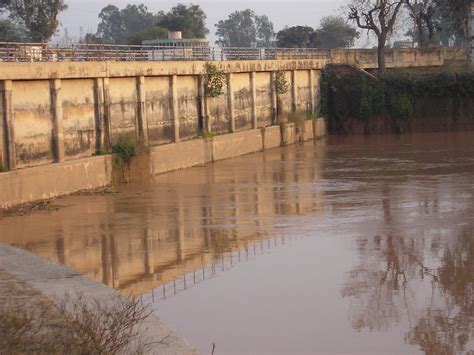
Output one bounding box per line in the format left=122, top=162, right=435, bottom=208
left=1, top=132, right=473, bottom=354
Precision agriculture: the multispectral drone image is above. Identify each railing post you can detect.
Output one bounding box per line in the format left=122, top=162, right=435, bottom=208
left=227, top=73, right=235, bottom=133
left=250, top=71, right=257, bottom=129
left=50, top=79, right=65, bottom=162
left=171, top=75, right=180, bottom=142
left=1, top=80, right=15, bottom=169
left=136, top=76, right=148, bottom=145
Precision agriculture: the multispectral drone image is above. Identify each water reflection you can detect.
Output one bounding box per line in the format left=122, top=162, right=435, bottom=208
left=2, top=132, right=474, bottom=353
left=0, top=141, right=326, bottom=296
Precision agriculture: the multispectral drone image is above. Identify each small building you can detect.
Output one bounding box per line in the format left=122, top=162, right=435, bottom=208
left=143, top=31, right=210, bottom=61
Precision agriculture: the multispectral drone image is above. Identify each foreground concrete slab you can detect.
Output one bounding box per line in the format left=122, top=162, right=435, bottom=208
left=0, top=244, right=196, bottom=355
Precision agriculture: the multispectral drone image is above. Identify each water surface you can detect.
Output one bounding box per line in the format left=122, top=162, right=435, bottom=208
left=1, top=132, right=474, bottom=354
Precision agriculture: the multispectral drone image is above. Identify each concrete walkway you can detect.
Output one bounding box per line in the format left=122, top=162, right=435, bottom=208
left=0, top=244, right=196, bottom=355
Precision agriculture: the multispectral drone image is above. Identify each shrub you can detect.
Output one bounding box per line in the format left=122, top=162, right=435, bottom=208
left=112, top=142, right=137, bottom=165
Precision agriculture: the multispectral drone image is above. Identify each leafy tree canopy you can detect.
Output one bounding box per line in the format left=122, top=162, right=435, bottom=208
left=126, top=25, right=168, bottom=45
left=156, top=3, right=208, bottom=39
left=0, top=18, right=27, bottom=41
left=0, top=0, right=67, bottom=42
left=97, top=4, right=156, bottom=44
left=215, top=9, right=275, bottom=47
left=276, top=25, right=317, bottom=48
left=315, top=16, right=359, bottom=49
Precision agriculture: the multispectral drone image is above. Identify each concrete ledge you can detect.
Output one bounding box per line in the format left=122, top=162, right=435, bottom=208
left=261, top=126, right=281, bottom=150
left=150, top=139, right=213, bottom=175
left=0, top=244, right=196, bottom=354
left=0, top=155, right=113, bottom=209
left=303, top=120, right=314, bottom=141
left=212, top=130, right=263, bottom=161
left=281, top=123, right=297, bottom=146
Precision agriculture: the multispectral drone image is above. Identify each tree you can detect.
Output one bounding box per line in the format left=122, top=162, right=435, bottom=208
left=315, top=16, right=359, bottom=48
left=0, top=0, right=67, bottom=42
left=0, top=18, right=27, bottom=41
left=96, top=5, right=123, bottom=44
left=96, top=4, right=156, bottom=44
left=215, top=9, right=275, bottom=47
left=126, top=25, right=168, bottom=45
left=255, top=15, right=275, bottom=47
left=156, top=3, right=208, bottom=39
left=348, top=0, right=407, bottom=73
left=276, top=26, right=317, bottom=48
left=432, top=0, right=470, bottom=46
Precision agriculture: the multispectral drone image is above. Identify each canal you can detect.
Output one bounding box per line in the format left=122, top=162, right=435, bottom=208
left=1, top=132, right=473, bottom=354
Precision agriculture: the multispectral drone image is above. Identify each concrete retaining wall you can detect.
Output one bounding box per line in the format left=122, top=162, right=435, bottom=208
left=212, top=130, right=263, bottom=161
left=0, top=155, right=113, bottom=208
left=0, top=119, right=327, bottom=208
left=0, top=49, right=450, bottom=171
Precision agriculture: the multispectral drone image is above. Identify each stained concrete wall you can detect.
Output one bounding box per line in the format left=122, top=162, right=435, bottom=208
left=0, top=48, right=454, bottom=204
left=0, top=119, right=327, bottom=208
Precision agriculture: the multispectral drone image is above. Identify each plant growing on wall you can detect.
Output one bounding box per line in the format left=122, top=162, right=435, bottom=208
left=112, top=141, right=137, bottom=166
left=273, top=70, right=289, bottom=95
left=203, top=63, right=226, bottom=98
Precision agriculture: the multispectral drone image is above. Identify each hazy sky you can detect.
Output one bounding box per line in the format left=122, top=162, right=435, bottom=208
left=57, top=0, right=354, bottom=44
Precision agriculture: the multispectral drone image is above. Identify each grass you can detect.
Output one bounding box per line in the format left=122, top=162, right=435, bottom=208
left=378, top=64, right=471, bottom=78
left=0, top=165, right=9, bottom=173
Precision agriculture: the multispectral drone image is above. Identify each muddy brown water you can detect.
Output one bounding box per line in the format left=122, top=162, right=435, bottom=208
left=1, top=132, right=474, bottom=354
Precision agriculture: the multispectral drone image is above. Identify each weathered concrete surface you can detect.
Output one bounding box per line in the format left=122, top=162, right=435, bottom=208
left=150, top=139, right=213, bottom=175
left=212, top=130, right=263, bottom=161
left=314, top=117, right=327, bottom=139
left=0, top=48, right=454, bottom=169
left=281, top=123, right=297, bottom=146
left=303, top=120, right=314, bottom=141
left=0, top=155, right=113, bottom=209
left=0, top=118, right=327, bottom=208
left=0, top=244, right=196, bottom=354
left=261, top=126, right=281, bottom=150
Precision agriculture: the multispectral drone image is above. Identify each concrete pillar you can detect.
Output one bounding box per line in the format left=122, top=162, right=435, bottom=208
left=50, top=79, right=65, bottom=162
left=102, top=78, right=112, bottom=150
left=250, top=71, right=258, bottom=129
left=1, top=80, right=15, bottom=169
left=270, top=72, right=278, bottom=125
left=171, top=75, right=180, bottom=142
left=227, top=73, right=236, bottom=132
left=136, top=76, right=148, bottom=145
left=469, top=1, right=474, bottom=67
left=309, top=69, right=315, bottom=114
left=199, top=76, right=210, bottom=133
left=291, top=70, right=297, bottom=113
left=93, top=78, right=105, bottom=151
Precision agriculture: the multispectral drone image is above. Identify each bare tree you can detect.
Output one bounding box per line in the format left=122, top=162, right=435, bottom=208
left=348, top=0, right=407, bottom=73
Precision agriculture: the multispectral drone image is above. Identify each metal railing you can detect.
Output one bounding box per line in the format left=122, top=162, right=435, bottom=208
left=0, top=42, right=332, bottom=62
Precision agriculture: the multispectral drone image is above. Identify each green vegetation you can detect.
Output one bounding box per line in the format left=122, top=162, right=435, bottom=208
left=203, top=63, right=226, bottom=98
left=0, top=165, right=9, bottom=173
left=112, top=141, right=137, bottom=166
left=273, top=71, right=289, bottom=95
left=92, top=149, right=106, bottom=157
left=201, top=131, right=218, bottom=139
left=321, top=68, right=474, bottom=124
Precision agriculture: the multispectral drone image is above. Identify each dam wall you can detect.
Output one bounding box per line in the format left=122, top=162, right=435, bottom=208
left=0, top=47, right=458, bottom=207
